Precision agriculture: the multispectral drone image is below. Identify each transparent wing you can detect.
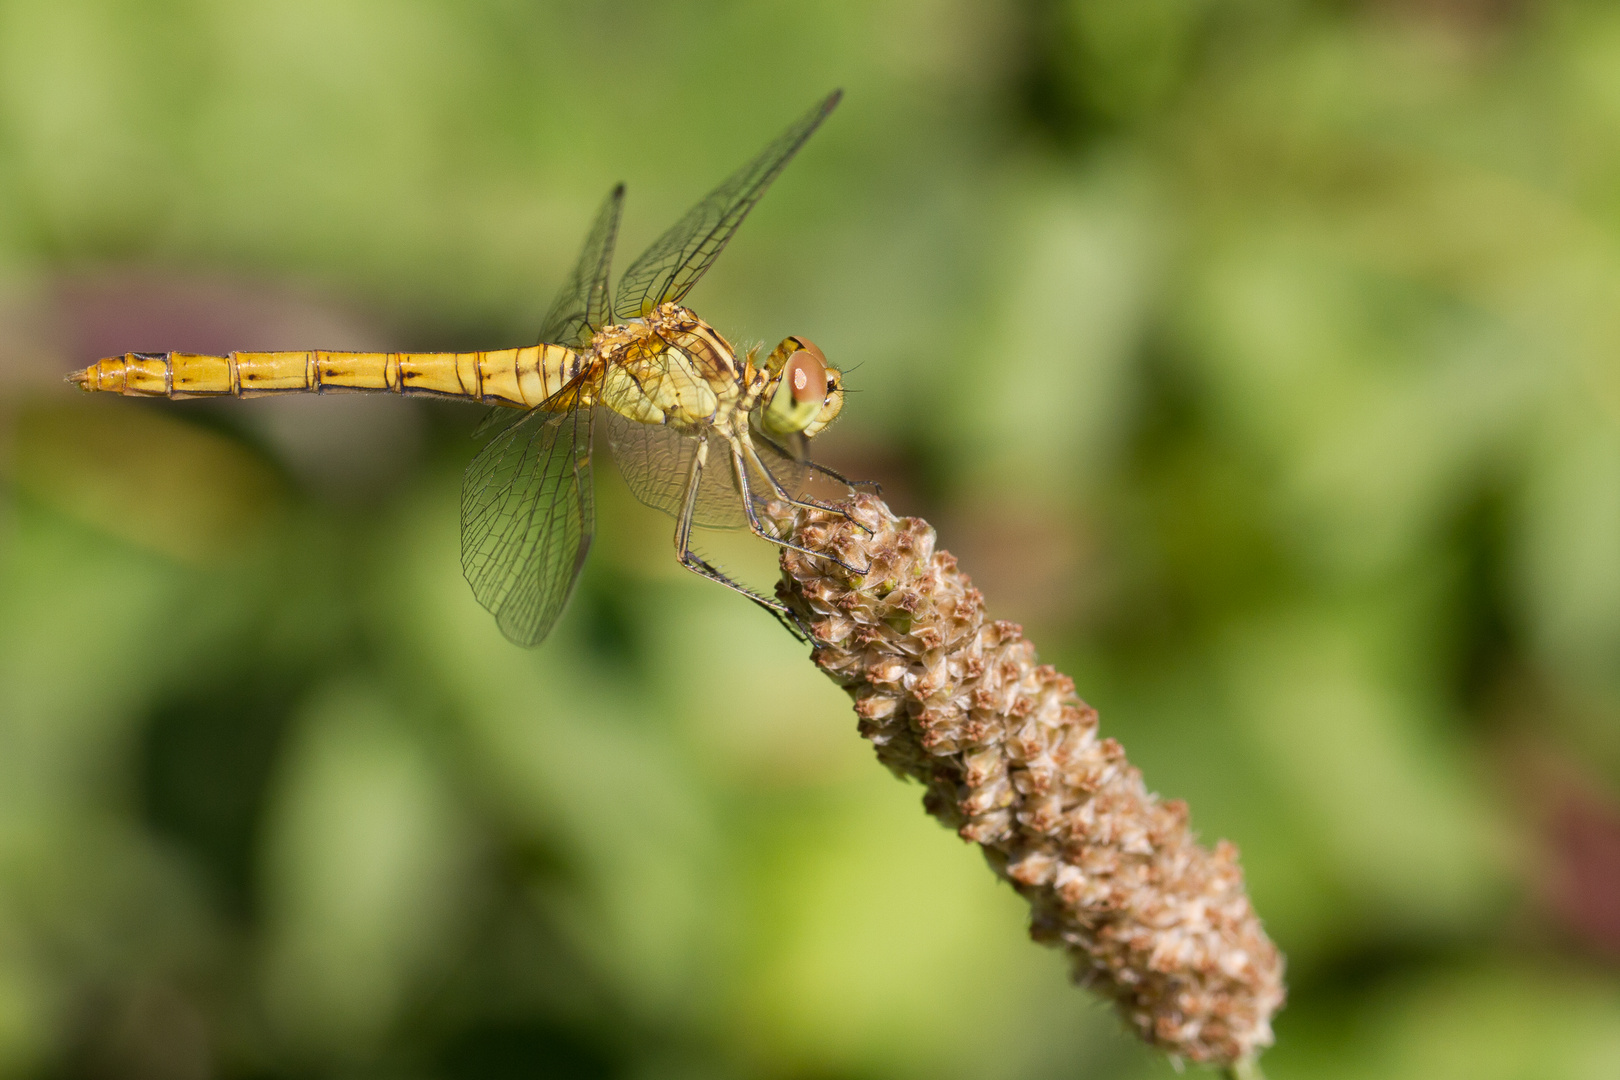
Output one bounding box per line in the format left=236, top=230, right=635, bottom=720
left=605, top=413, right=741, bottom=530
left=604, top=410, right=808, bottom=531
left=747, top=430, right=811, bottom=513
left=471, top=403, right=517, bottom=439
left=461, top=392, right=595, bottom=647
left=463, top=188, right=619, bottom=458
left=614, top=91, right=841, bottom=321
left=540, top=184, right=625, bottom=348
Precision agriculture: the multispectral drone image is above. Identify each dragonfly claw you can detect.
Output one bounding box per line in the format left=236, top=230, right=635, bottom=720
left=789, top=494, right=875, bottom=537
left=836, top=506, right=876, bottom=537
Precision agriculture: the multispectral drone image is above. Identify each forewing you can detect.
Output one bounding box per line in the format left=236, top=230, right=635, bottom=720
left=614, top=91, right=840, bottom=321
left=539, top=184, right=625, bottom=347
left=461, top=394, right=595, bottom=647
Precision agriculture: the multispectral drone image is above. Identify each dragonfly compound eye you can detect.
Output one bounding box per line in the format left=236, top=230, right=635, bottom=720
left=786, top=348, right=828, bottom=407
left=761, top=338, right=833, bottom=437
left=802, top=366, right=844, bottom=439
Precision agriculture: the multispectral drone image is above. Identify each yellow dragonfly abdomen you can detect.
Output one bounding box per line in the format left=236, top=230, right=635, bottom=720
left=70, top=344, right=583, bottom=410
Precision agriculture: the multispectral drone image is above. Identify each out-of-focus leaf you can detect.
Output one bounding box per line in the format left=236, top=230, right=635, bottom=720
left=1063, top=0, right=1211, bottom=123
left=733, top=775, right=1109, bottom=1080
left=1222, top=609, right=1502, bottom=938
left=1521, top=407, right=1620, bottom=705
left=953, top=165, right=1163, bottom=504
left=259, top=679, right=470, bottom=1059
left=10, top=401, right=283, bottom=564
left=0, top=951, right=51, bottom=1076
left=1269, top=961, right=1620, bottom=1080
left=370, top=475, right=724, bottom=1023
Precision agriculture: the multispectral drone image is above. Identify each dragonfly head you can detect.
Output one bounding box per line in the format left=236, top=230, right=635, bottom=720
left=758, top=336, right=843, bottom=440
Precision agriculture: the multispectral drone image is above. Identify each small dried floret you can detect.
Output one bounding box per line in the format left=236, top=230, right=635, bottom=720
left=771, top=494, right=1285, bottom=1069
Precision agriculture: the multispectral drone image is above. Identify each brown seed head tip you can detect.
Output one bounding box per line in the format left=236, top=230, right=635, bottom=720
left=772, top=492, right=1286, bottom=1067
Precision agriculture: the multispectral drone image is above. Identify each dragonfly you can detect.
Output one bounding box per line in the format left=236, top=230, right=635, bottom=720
left=70, top=90, right=869, bottom=646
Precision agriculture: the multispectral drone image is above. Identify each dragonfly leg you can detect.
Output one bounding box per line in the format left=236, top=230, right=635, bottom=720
left=686, top=547, right=808, bottom=642
left=674, top=436, right=797, bottom=624
left=731, top=441, right=872, bottom=576
left=810, top=460, right=882, bottom=494
left=754, top=432, right=883, bottom=495
left=742, top=435, right=873, bottom=537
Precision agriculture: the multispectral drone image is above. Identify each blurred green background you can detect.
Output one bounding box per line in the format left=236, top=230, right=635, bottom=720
left=2, top=1, right=1619, bottom=1078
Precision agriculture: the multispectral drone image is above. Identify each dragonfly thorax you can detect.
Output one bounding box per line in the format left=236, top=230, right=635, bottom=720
left=587, top=305, right=844, bottom=447
left=590, top=304, right=745, bottom=431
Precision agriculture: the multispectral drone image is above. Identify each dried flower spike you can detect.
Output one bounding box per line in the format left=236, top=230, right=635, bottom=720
left=771, top=493, right=1285, bottom=1069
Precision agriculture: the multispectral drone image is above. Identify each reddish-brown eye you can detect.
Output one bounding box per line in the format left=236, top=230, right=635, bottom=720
left=785, top=346, right=827, bottom=407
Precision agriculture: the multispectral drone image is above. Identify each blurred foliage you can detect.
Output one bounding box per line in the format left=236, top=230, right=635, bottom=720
left=1, top=0, right=1619, bottom=1078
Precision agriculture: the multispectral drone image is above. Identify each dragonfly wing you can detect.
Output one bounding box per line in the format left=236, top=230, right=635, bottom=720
left=614, top=91, right=841, bottom=321
left=461, top=392, right=595, bottom=647
left=604, top=411, right=812, bottom=531
left=603, top=411, right=747, bottom=530
left=471, top=403, right=515, bottom=440
left=540, top=184, right=626, bottom=347
left=749, top=429, right=812, bottom=504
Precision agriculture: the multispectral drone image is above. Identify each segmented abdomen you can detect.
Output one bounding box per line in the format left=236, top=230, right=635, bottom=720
left=70, top=346, right=584, bottom=410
